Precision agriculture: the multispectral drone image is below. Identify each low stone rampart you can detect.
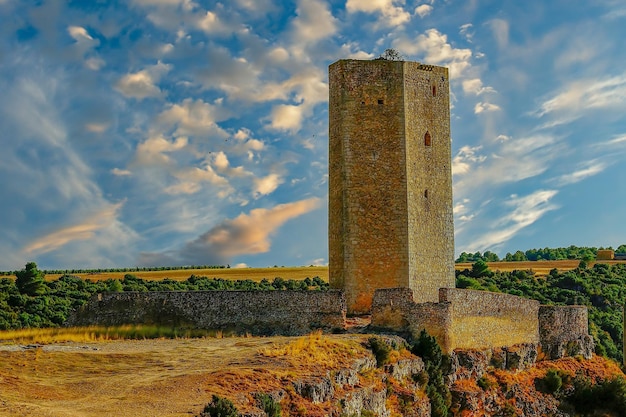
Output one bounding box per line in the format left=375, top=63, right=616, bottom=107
left=371, top=288, right=539, bottom=353
left=538, top=305, right=594, bottom=359
left=440, top=288, right=540, bottom=351
left=371, top=287, right=451, bottom=350
left=66, top=290, right=346, bottom=336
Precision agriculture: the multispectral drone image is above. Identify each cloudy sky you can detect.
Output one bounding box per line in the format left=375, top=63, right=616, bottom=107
left=1, top=0, right=625, bottom=270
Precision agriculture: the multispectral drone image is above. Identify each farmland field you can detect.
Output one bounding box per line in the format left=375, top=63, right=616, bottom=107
left=41, top=266, right=329, bottom=282
left=8, top=260, right=626, bottom=283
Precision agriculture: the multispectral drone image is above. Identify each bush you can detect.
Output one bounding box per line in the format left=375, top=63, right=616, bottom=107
left=411, top=330, right=451, bottom=417
left=536, top=369, right=562, bottom=394
left=368, top=337, right=392, bottom=367
left=199, top=395, right=238, bottom=417
left=256, top=393, right=281, bottom=417
left=567, top=374, right=626, bottom=415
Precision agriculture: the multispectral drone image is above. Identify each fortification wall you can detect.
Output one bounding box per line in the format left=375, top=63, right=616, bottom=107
left=66, top=290, right=346, bottom=336
left=538, top=305, right=594, bottom=359
left=440, top=288, right=540, bottom=351
left=371, top=288, right=539, bottom=353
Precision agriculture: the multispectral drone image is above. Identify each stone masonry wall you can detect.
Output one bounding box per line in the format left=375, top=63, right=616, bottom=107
left=329, top=59, right=410, bottom=314
left=371, top=288, right=452, bottom=351
left=371, top=288, right=539, bottom=353
left=66, top=290, right=346, bottom=336
left=440, top=288, right=540, bottom=351
left=404, top=62, right=455, bottom=304
left=538, top=305, right=594, bottom=359
left=328, top=59, right=455, bottom=314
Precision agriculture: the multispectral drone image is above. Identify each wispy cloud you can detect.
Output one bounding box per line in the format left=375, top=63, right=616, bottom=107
left=534, top=74, right=626, bottom=120
left=24, top=203, right=124, bottom=255
left=553, top=159, right=608, bottom=186
left=463, top=190, right=559, bottom=252
left=139, top=197, right=322, bottom=265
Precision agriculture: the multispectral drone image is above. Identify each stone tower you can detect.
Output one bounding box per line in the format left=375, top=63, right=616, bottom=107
left=328, top=59, right=455, bottom=314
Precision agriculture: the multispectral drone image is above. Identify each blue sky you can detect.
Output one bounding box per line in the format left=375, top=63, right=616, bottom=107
left=1, top=0, right=626, bottom=270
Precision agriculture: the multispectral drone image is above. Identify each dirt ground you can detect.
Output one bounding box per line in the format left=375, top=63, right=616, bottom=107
left=0, top=335, right=369, bottom=417
left=0, top=337, right=292, bottom=416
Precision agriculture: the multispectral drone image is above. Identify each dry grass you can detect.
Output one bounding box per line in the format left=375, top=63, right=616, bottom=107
left=0, top=335, right=373, bottom=417
left=37, top=266, right=329, bottom=282
left=0, top=326, right=218, bottom=345
left=259, top=330, right=365, bottom=369
left=455, top=260, right=626, bottom=276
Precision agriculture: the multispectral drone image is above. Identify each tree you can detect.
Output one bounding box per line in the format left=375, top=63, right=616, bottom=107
left=15, top=262, right=45, bottom=296
left=377, top=48, right=404, bottom=61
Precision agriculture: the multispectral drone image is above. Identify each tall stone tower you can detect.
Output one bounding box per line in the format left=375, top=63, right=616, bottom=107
left=328, top=59, right=455, bottom=314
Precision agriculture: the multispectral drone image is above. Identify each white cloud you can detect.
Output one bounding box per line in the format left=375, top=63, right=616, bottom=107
left=394, top=29, right=472, bottom=78
left=453, top=134, right=565, bottom=202
left=535, top=74, right=626, bottom=119
left=489, top=18, right=509, bottom=49
left=346, top=0, right=411, bottom=26
left=67, top=26, right=93, bottom=41
left=134, top=135, right=188, bottom=166
left=196, top=11, right=229, bottom=34
left=85, top=57, right=105, bottom=70
left=24, top=203, right=124, bottom=255
left=452, top=145, right=486, bottom=176
left=111, top=168, right=132, bottom=177
left=115, top=61, right=171, bottom=100
left=291, top=0, right=337, bottom=44
left=555, top=160, right=607, bottom=186
left=415, top=4, right=433, bottom=17
left=462, top=78, right=496, bottom=95
left=268, top=104, right=304, bottom=131
left=158, top=98, right=230, bottom=137
left=465, top=190, right=559, bottom=252
left=253, top=172, right=284, bottom=197
left=474, top=101, right=501, bottom=114
left=459, top=23, right=473, bottom=42
left=139, top=198, right=322, bottom=265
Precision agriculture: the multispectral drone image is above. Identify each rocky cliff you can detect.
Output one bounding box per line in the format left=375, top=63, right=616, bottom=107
left=200, top=334, right=625, bottom=417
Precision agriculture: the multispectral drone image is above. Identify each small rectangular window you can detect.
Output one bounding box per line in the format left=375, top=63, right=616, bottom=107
left=378, top=99, right=384, bottom=105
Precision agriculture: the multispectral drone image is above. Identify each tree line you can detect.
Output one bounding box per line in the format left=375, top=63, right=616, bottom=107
left=456, top=244, right=626, bottom=263
left=0, top=262, right=328, bottom=330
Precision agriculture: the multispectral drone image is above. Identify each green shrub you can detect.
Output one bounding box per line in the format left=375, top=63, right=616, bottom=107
left=256, top=393, right=281, bottom=417
left=199, top=395, right=238, bottom=417
left=368, top=337, right=392, bottom=367
left=567, top=374, right=626, bottom=415
left=411, top=330, right=451, bottom=417
left=536, top=369, right=562, bottom=394
left=477, top=375, right=497, bottom=391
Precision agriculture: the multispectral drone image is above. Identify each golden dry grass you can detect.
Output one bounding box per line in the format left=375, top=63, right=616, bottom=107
left=0, top=326, right=218, bottom=345
left=455, top=260, right=626, bottom=276
left=0, top=335, right=373, bottom=417
left=259, top=330, right=365, bottom=369
left=38, top=266, right=329, bottom=282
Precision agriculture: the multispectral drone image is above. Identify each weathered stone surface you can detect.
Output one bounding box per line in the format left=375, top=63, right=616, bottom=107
left=340, top=387, right=390, bottom=417
left=328, top=59, right=455, bottom=314
left=292, top=377, right=334, bottom=403
left=66, top=290, right=346, bottom=336
left=384, top=357, right=425, bottom=381
left=331, top=368, right=359, bottom=387
left=504, top=343, right=537, bottom=371
left=539, top=305, right=594, bottom=360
